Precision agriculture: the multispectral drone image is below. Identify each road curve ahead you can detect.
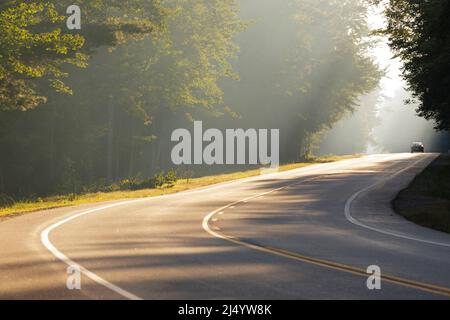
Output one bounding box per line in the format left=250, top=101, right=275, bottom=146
left=1, top=153, right=450, bottom=300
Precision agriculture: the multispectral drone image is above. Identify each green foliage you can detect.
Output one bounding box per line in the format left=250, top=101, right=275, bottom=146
left=0, top=1, right=86, bottom=111
left=223, top=0, right=381, bottom=159
left=0, top=0, right=382, bottom=200
left=165, top=169, right=178, bottom=187
left=106, top=170, right=179, bottom=192
left=0, top=0, right=166, bottom=112
left=379, top=0, right=450, bottom=131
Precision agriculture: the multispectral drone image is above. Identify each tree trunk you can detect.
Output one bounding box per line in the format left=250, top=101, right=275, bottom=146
left=106, top=96, right=115, bottom=183
left=49, top=105, right=56, bottom=183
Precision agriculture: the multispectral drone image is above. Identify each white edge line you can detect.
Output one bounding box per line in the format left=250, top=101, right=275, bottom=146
left=344, top=155, right=450, bottom=248
left=204, top=154, right=450, bottom=251
left=41, top=201, right=145, bottom=300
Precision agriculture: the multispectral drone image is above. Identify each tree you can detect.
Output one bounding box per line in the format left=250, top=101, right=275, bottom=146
left=0, top=0, right=166, bottom=112
left=379, top=0, right=450, bottom=131
left=0, top=0, right=383, bottom=198
left=223, top=0, right=381, bottom=160
left=132, top=0, right=246, bottom=168
left=0, top=0, right=245, bottom=196
left=0, top=1, right=86, bottom=111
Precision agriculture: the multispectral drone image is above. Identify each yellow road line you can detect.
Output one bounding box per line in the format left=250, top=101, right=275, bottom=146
left=221, top=232, right=450, bottom=297
left=202, top=156, right=450, bottom=298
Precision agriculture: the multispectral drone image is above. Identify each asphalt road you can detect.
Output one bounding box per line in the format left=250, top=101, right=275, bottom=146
left=1, top=153, right=450, bottom=300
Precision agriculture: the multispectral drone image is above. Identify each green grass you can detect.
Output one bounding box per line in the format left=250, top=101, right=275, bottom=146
left=0, top=154, right=360, bottom=218
left=393, top=154, right=450, bottom=234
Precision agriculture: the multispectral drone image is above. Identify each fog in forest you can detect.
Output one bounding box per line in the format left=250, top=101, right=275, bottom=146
left=319, top=87, right=450, bottom=155
left=319, top=4, right=450, bottom=156
left=1, top=0, right=448, bottom=200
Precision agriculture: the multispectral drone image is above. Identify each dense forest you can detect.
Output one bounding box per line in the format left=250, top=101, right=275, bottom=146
left=0, top=0, right=388, bottom=200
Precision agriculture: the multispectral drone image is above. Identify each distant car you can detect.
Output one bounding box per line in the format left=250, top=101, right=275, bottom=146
left=411, top=142, right=425, bottom=153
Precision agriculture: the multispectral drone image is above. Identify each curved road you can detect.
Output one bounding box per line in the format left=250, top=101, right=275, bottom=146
left=1, top=153, right=449, bottom=299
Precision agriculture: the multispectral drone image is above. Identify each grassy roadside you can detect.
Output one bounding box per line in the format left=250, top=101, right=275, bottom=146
left=393, top=154, right=450, bottom=234
left=0, top=154, right=359, bottom=218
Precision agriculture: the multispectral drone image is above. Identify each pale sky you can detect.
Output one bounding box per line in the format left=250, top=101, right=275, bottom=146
left=367, top=5, right=404, bottom=99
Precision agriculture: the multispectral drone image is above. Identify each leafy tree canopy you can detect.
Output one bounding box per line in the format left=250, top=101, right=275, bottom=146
left=0, top=0, right=166, bottom=111
left=377, top=0, right=450, bottom=131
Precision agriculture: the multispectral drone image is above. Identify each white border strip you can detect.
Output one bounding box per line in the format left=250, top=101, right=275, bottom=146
left=41, top=201, right=146, bottom=300
left=344, top=155, right=450, bottom=247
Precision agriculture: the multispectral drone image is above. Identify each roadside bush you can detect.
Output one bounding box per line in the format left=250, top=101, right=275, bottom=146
left=109, top=184, right=121, bottom=192
left=165, top=169, right=178, bottom=187
left=76, top=170, right=180, bottom=194
left=152, top=171, right=166, bottom=188
left=118, top=178, right=140, bottom=191
left=0, top=193, right=15, bottom=208
left=105, top=170, right=180, bottom=191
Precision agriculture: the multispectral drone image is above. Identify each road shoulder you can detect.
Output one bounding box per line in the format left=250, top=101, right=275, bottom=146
left=393, top=154, right=450, bottom=234
left=349, top=153, right=450, bottom=246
